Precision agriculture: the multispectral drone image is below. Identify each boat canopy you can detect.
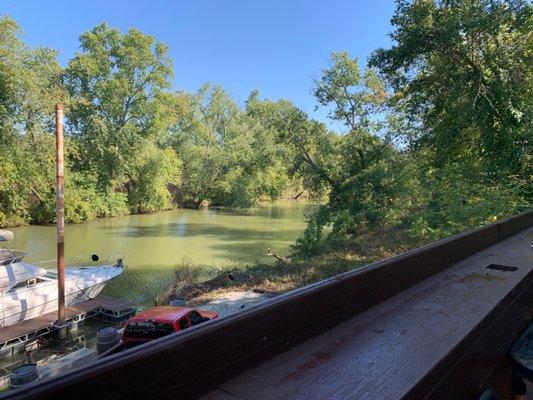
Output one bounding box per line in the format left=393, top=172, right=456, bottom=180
left=0, top=249, right=26, bottom=266
left=0, top=262, right=48, bottom=290
left=0, top=230, right=14, bottom=242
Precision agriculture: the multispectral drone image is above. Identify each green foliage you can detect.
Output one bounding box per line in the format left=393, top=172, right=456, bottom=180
left=0, top=18, right=326, bottom=229
left=128, top=146, right=182, bottom=213
left=169, top=84, right=294, bottom=208
left=291, top=206, right=329, bottom=256
left=0, top=16, right=63, bottom=226
left=245, top=93, right=335, bottom=198
left=64, top=23, right=174, bottom=189
left=365, top=0, right=532, bottom=243
left=294, top=12, right=531, bottom=257
left=64, top=171, right=129, bottom=223
left=409, top=163, right=530, bottom=240
left=288, top=51, right=415, bottom=252
left=369, top=0, right=532, bottom=175
left=314, top=52, right=387, bottom=131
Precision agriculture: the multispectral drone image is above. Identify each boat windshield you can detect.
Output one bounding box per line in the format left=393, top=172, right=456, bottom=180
left=44, top=271, right=58, bottom=279
left=124, top=321, right=174, bottom=340
left=0, top=249, right=26, bottom=266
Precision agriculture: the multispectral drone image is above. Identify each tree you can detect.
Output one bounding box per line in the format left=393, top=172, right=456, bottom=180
left=314, top=51, right=387, bottom=133
left=369, top=0, right=532, bottom=236
left=369, top=0, right=532, bottom=175
left=64, top=22, right=176, bottom=205
left=0, top=16, right=65, bottom=225
left=245, top=92, right=334, bottom=198
left=168, top=84, right=238, bottom=208
left=288, top=52, right=420, bottom=255
left=169, top=84, right=292, bottom=208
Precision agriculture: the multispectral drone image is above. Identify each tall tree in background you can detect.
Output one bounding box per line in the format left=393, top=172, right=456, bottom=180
left=169, top=84, right=291, bottom=208
left=370, top=0, right=532, bottom=236
left=0, top=16, right=65, bottom=225
left=244, top=92, right=335, bottom=199
left=266, top=52, right=420, bottom=255
left=64, top=23, right=180, bottom=213
left=169, top=84, right=239, bottom=208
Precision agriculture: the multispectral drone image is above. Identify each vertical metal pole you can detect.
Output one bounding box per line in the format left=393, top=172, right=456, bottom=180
left=55, top=104, right=66, bottom=335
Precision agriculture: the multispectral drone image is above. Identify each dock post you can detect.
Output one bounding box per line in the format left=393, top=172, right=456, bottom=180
left=55, top=104, right=66, bottom=340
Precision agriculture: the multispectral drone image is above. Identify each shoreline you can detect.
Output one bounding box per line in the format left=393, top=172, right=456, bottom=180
left=1, top=198, right=320, bottom=230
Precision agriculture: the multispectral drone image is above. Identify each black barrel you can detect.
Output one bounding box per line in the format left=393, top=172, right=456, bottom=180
left=96, top=326, right=119, bottom=354
left=10, top=364, right=39, bottom=389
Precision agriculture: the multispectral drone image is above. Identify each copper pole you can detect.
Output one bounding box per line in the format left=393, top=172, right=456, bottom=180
left=55, top=104, right=66, bottom=333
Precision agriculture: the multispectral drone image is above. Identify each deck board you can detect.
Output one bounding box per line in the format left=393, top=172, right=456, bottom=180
left=202, top=228, right=533, bottom=400
left=0, top=296, right=135, bottom=343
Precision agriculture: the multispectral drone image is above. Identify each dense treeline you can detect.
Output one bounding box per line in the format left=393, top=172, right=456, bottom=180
left=0, top=18, right=317, bottom=226
left=293, top=0, right=532, bottom=254
left=1, top=0, right=531, bottom=258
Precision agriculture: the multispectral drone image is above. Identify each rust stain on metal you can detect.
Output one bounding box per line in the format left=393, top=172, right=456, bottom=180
left=460, top=272, right=505, bottom=283
left=55, top=104, right=65, bottom=330
left=279, top=351, right=333, bottom=383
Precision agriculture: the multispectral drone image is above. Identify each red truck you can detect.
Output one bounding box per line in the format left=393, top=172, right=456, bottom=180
left=98, top=306, right=218, bottom=358
left=121, top=306, right=218, bottom=345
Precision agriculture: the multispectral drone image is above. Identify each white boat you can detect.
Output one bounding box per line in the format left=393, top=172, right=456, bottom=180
left=0, top=250, right=47, bottom=289
left=0, top=230, right=124, bottom=327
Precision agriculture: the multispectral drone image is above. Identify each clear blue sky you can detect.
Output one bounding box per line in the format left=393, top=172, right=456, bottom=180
left=1, top=0, right=395, bottom=127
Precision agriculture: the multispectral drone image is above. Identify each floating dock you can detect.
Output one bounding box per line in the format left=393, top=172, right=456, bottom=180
left=0, top=296, right=136, bottom=355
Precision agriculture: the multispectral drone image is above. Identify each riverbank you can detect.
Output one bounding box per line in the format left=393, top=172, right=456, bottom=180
left=7, top=202, right=319, bottom=306
left=0, top=196, right=317, bottom=229
left=161, top=226, right=431, bottom=306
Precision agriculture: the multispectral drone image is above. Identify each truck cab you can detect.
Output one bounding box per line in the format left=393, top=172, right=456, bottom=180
left=122, top=306, right=218, bottom=345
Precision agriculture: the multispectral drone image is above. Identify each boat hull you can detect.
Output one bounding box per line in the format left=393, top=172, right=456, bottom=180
left=0, top=264, right=123, bottom=327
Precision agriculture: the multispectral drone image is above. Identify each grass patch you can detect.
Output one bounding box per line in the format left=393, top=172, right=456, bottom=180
left=158, top=227, right=435, bottom=303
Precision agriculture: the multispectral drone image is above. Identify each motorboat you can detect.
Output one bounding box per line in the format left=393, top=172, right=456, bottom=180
left=0, top=230, right=124, bottom=327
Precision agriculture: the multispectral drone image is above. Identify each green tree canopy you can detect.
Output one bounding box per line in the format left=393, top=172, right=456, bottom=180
left=370, top=0, right=532, bottom=175
left=64, top=22, right=181, bottom=214
left=64, top=22, right=174, bottom=190
left=0, top=16, right=65, bottom=225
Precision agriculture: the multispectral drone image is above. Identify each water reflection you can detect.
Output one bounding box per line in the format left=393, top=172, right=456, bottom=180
left=9, top=202, right=317, bottom=306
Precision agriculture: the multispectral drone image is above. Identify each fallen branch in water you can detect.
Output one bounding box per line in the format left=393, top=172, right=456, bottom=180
left=293, top=190, right=304, bottom=200
left=266, top=248, right=291, bottom=263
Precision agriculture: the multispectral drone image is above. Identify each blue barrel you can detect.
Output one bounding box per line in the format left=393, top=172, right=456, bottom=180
left=170, top=299, right=186, bottom=306
left=10, top=364, right=39, bottom=389
left=96, top=326, right=119, bottom=354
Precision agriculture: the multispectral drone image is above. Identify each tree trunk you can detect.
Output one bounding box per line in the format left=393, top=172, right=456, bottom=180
left=195, top=199, right=204, bottom=209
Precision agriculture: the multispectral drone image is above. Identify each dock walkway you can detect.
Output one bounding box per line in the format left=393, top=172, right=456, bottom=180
left=0, top=296, right=136, bottom=353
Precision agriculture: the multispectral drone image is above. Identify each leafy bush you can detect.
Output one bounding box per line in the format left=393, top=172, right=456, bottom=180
left=291, top=206, right=330, bottom=257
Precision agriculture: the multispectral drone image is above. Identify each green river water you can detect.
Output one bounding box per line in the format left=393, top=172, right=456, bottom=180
left=8, top=202, right=317, bottom=307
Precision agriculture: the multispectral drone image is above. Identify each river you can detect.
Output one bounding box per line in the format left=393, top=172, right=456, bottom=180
left=8, top=202, right=317, bottom=306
